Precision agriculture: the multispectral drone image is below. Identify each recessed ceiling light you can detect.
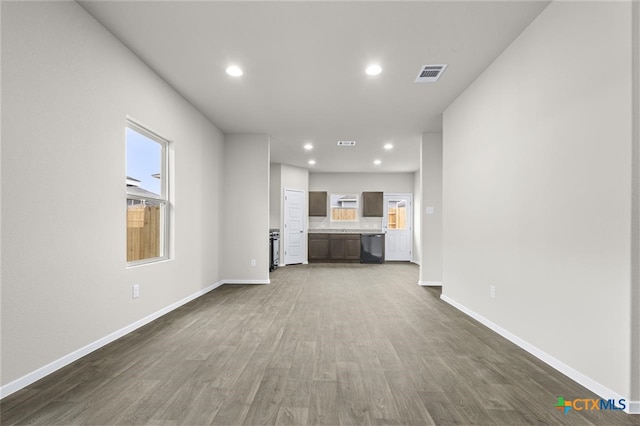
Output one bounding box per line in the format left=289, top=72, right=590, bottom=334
left=308, top=159, right=316, bottom=165
left=373, top=159, right=382, bottom=165
left=384, top=143, right=394, bottom=150
left=304, top=143, right=313, bottom=150
left=226, top=65, right=243, bottom=77
left=365, top=64, right=382, bottom=76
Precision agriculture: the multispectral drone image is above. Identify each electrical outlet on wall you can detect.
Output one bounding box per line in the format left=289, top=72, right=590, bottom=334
left=490, top=285, right=496, bottom=299
left=251, top=259, right=256, bottom=267
left=132, top=284, right=140, bottom=299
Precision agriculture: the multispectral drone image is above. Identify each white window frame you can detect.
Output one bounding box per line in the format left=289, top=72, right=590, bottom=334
left=126, top=119, right=170, bottom=266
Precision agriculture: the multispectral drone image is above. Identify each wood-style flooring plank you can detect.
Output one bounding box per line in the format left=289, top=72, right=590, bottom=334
left=243, top=368, right=288, bottom=425
left=208, top=346, right=271, bottom=425
left=335, top=361, right=370, bottom=425
left=384, top=370, right=437, bottom=425
left=307, top=380, right=340, bottom=425
left=280, top=341, right=316, bottom=409
left=275, top=406, right=308, bottom=426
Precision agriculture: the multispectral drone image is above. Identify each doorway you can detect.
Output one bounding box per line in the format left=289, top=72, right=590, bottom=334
left=283, top=188, right=305, bottom=265
left=383, top=193, right=413, bottom=261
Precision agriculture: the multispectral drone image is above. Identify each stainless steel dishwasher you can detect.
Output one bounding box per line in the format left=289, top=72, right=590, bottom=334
left=360, top=233, right=384, bottom=263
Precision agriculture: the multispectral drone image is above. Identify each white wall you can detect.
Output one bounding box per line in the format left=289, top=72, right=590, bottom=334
left=412, top=170, right=421, bottom=266
left=443, top=0, right=634, bottom=403
left=222, top=134, right=270, bottom=283
left=1, top=1, right=224, bottom=390
left=420, top=133, right=443, bottom=285
left=269, top=163, right=282, bottom=229
left=309, top=172, right=414, bottom=230
left=281, top=164, right=309, bottom=197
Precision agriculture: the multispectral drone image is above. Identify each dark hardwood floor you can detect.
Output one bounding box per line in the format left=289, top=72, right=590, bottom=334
left=1, top=263, right=635, bottom=425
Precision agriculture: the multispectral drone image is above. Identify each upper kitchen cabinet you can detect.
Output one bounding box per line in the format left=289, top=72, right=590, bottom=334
left=309, top=191, right=327, bottom=216
left=362, top=191, right=383, bottom=217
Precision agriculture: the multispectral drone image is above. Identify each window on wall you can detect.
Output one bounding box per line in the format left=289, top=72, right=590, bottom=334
left=126, top=120, right=169, bottom=264
left=387, top=200, right=407, bottom=229
left=330, top=193, right=358, bottom=221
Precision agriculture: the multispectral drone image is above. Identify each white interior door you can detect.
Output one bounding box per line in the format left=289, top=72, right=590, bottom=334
left=384, top=193, right=413, bottom=261
left=283, top=188, right=305, bottom=265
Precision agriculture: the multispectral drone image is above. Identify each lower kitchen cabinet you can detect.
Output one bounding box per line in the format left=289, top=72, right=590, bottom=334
left=344, top=238, right=361, bottom=260
left=309, top=233, right=360, bottom=262
left=308, top=233, right=330, bottom=260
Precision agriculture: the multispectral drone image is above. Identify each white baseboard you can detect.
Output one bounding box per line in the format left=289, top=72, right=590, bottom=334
left=0, top=280, right=225, bottom=399
left=440, top=294, right=637, bottom=415
left=419, top=281, right=442, bottom=286
left=278, top=262, right=310, bottom=266
left=223, top=279, right=270, bottom=285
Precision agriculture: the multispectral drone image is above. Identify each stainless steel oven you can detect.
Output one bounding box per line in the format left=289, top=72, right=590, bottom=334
left=269, top=229, right=280, bottom=271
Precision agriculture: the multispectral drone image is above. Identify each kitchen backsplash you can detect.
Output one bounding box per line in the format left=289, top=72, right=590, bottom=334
left=308, top=216, right=383, bottom=230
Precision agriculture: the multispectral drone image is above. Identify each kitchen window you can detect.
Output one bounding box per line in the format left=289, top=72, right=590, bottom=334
left=126, top=120, right=169, bottom=264
left=330, top=193, right=358, bottom=221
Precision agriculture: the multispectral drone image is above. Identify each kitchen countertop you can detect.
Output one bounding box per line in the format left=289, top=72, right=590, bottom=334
left=308, top=229, right=384, bottom=235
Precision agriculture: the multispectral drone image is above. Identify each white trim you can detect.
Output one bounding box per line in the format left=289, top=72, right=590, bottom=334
left=440, top=294, right=636, bottom=414
left=223, top=279, right=270, bottom=285
left=0, top=280, right=225, bottom=399
left=419, top=281, right=442, bottom=286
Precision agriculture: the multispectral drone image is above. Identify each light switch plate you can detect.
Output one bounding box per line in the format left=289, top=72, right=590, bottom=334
left=426, top=206, right=435, bottom=215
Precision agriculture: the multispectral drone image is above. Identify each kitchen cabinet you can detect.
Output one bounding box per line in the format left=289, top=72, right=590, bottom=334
left=308, top=233, right=330, bottom=260
left=309, top=233, right=360, bottom=262
left=344, top=237, right=361, bottom=260
left=329, top=234, right=361, bottom=261
left=362, top=191, right=383, bottom=217
left=309, top=191, right=327, bottom=216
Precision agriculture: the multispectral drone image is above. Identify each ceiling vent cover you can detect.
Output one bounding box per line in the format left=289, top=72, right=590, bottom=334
left=337, top=140, right=357, bottom=147
left=415, top=64, right=448, bottom=83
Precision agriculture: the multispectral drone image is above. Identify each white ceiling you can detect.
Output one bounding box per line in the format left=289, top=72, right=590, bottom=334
left=79, top=0, right=549, bottom=173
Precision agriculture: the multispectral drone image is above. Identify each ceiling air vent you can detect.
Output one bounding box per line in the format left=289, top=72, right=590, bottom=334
left=415, top=64, right=448, bottom=83
left=337, top=140, right=357, bottom=147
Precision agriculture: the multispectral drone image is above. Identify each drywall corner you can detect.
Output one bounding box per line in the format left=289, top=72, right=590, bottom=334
left=419, top=133, right=443, bottom=284
left=222, top=134, right=270, bottom=281
left=630, top=0, right=640, bottom=407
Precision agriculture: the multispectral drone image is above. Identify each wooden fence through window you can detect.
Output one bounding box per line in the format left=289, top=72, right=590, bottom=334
left=387, top=207, right=406, bottom=229
left=127, top=205, right=160, bottom=261
left=331, top=208, right=357, bottom=221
